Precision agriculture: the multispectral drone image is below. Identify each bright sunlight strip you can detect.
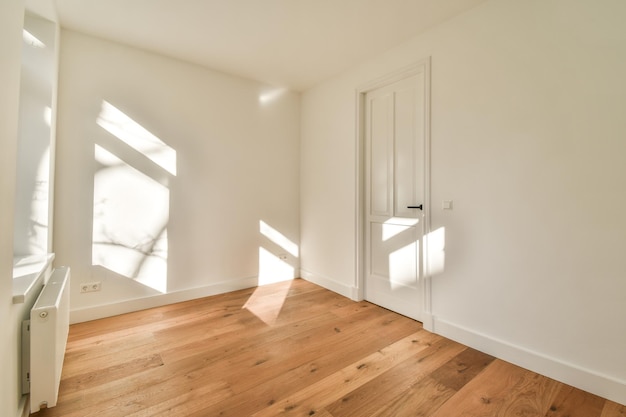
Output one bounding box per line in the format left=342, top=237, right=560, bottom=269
left=97, top=101, right=177, bottom=176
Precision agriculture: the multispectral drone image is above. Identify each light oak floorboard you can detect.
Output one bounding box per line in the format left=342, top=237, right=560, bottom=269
left=32, top=279, right=623, bottom=417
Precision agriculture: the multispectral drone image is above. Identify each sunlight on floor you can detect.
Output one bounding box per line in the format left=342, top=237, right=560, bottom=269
left=243, top=278, right=292, bottom=325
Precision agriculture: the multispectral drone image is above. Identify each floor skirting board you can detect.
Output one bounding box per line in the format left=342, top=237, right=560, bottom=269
left=300, top=269, right=358, bottom=300
left=70, top=275, right=265, bottom=324
left=433, top=317, right=626, bottom=406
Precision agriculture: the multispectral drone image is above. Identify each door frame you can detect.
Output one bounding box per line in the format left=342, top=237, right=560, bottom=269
left=354, top=58, right=433, bottom=330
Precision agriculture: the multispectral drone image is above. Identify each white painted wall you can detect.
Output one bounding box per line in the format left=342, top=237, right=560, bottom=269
left=55, top=30, right=300, bottom=322
left=0, top=1, right=30, bottom=416
left=301, top=0, right=626, bottom=404
left=300, top=79, right=358, bottom=297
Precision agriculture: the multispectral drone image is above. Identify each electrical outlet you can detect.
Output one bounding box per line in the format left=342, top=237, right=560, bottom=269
left=278, top=253, right=288, bottom=261
left=80, top=281, right=101, bottom=293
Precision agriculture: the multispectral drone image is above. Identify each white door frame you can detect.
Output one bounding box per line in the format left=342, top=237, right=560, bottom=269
left=354, top=58, right=433, bottom=330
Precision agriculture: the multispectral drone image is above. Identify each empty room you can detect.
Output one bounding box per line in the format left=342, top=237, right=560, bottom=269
left=1, top=0, right=625, bottom=416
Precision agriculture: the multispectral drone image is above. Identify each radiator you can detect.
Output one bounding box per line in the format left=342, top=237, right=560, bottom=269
left=24, top=267, right=71, bottom=413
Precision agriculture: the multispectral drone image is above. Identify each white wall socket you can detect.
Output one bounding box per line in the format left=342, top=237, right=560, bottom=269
left=80, top=281, right=101, bottom=293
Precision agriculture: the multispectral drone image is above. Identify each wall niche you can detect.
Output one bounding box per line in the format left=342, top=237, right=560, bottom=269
left=12, top=11, right=58, bottom=302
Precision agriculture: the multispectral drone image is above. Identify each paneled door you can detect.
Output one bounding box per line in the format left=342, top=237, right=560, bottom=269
left=364, top=70, right=427, bottom=321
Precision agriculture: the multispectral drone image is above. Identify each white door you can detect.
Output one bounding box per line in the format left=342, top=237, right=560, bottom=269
left=364, top=71, right=427, bottom=321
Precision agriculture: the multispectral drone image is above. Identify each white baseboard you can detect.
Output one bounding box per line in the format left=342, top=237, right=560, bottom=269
left=300, top=269, right=358, bottom=300
left=70, top=275, right=262, bottom=324
left=433, top=317, right=626, bottom=406
left=421, top=312, right=435, bottom=332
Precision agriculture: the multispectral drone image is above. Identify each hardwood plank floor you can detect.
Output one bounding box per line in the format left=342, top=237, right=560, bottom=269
left=32, top=279, right=624, bottom=417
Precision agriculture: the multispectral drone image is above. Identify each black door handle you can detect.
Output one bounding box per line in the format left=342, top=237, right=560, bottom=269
left=407, top=205, right=423, bottom=210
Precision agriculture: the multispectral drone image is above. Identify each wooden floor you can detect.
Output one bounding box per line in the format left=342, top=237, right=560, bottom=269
left=33, top=279, right=623, bottom=417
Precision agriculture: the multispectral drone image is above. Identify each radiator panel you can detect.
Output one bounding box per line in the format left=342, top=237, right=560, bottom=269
left=29, top=267, right=70, bottom=413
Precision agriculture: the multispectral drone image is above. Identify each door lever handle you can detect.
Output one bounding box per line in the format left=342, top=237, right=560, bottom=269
left=407, top=205, right=423, bottom=210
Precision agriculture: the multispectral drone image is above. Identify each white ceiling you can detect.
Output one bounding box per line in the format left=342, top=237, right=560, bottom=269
left=33, top=0, right=487, bottom=91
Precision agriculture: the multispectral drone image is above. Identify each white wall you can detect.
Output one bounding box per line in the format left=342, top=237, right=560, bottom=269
left=300, top=79, right=358, bottom=297
left=55, top=30, right=300, bottom=322
left=301, top=0, right=626, bottom=404
left=0, top=1, right=30, bottom=416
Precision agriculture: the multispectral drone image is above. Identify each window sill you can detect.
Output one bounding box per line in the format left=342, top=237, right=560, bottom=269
left=12, top=253, right=55, bottom=304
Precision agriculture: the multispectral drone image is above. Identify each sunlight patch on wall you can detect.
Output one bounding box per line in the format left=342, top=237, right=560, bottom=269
left=44, top=106, right=52, bottom=127
left=426, top=227, right=446, bottom=276
left=16, top=129, right=51, bottom=255
left=92, top=101, right=175, bottom=294
left=97, top=101, right=177, bottom=176
left=260, top=220, right=299, bottom=257
left=23, top=29, right=45, bottom=48
left=386, top=227, right=445, bottom=290
left=259, top=87, right=287, bottom=106
left=248, top=218, right=296, bottom=323
left=93, top=145, right=168, bottom=293
left=258, top=247, right=294, bottom=285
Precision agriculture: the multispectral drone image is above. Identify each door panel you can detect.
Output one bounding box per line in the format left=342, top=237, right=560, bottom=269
left=364, top=71, right=427, bottom=321
left=370, top=221, right=419, bottom=286
left=394, top=83, right=423, bottom=219
left=369, top=93, right=393, bottom=217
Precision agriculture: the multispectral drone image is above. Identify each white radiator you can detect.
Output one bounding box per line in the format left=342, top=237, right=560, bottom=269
left=24, top=267, right=71, bottom=413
